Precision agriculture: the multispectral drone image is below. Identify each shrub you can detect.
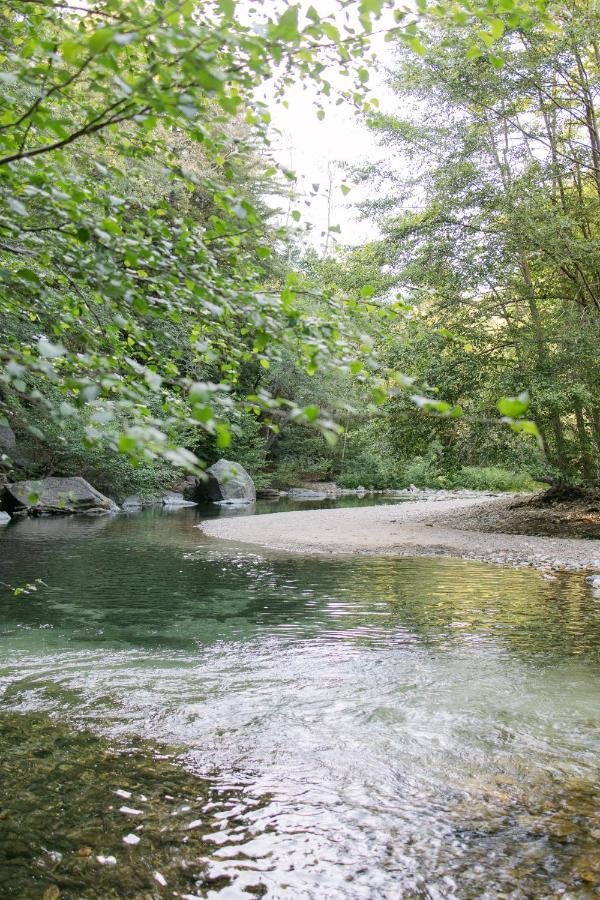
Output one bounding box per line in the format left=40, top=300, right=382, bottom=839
left=449, top=466, right=542, bottom=492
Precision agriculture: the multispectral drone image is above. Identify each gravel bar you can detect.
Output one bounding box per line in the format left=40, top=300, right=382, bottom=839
left=200, top=495, right=600, bottom=573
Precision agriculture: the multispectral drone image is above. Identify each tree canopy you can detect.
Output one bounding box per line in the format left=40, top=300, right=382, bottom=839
left=4, top=0, right=585, bottom=495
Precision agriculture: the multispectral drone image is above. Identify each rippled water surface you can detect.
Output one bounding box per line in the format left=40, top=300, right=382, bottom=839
left=1, top=504, right=599, bottom=898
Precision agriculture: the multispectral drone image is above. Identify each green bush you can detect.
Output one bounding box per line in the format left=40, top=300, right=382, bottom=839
left=449, top=466, right=542, bottom=492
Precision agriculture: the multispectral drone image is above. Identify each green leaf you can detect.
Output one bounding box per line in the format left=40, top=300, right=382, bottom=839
left=497, top=392, right=529, bottom=418
left=61, top=39, right=83, bottom=65
left=322, top=23, right=340, bottom=41
left=219, top=0, right=235, bottom=17
left=406, top=36, right=426, bottom=56
left=489, top=18, right=505, bottom=39
left=477, top=30, right=495, bottom=47
left=216, top=423, right=232, bottom=449
left=88, top=28, right=114, bottom=53
left=272, top=5, right=299, bottom=41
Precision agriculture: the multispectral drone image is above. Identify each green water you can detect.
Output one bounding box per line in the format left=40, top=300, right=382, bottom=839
left=1, top=503, right=599, bottom=898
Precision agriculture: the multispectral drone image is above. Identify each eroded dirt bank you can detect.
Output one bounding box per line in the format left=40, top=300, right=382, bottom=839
left=200, top=495, right=600, bottom=572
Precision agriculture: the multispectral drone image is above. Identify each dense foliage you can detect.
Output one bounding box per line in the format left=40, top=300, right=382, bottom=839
left=3, top=0, right=581, bottom=497
left=0, top=0, right=376, bottom=478
left=342, top=0, right=599, bottom=487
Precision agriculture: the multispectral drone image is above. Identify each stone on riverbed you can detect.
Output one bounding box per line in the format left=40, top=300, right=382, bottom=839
left=121, top=492, right=197, bottom=510
left=121, top=495, right=143, bottom=510
left=256, top=487, right=283, bottom=500
left=1, top=477, right=119, bottom=516
left=161, top=492, right=196, bottom=507
left=187, top=459, right=255, bottom=504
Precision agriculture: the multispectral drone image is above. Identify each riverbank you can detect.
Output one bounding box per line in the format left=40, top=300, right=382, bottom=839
left=201, top=493, right=600, bottom=572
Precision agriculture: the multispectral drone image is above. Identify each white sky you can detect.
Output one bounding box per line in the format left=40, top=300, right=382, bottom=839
left=268, top=83, right=385, bottom=250
left=256, top=1, right=400, bottom=253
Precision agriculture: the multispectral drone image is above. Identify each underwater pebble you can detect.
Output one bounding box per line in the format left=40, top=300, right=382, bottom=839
left=186, top=819, right=203, bottom=830
left=118, top=805, right=143, bottom=815
left=42, top=888, right=59, bottom=900
left=153, top=871, right=167, bottom=886
left=113, top=788, right=132, bottom=799
left=96, top=855, right=117, bottom=866
left=122, top=833, right=140, bottom=845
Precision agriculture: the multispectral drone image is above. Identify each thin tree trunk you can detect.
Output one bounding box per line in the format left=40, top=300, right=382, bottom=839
left=574, top=399, right=595, bottom=481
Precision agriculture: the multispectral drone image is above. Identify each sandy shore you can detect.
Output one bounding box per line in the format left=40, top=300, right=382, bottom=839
left=200, top=496, right=600, bottom=572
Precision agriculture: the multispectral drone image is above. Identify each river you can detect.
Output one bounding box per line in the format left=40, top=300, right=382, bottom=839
left=1, top=501, right=599, bottom=898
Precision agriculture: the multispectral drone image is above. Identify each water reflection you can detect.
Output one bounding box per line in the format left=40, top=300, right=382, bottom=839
left=1, top=506, right=599, bottom=897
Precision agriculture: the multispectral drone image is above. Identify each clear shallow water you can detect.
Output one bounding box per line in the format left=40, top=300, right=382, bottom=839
left=1, top=505, right=600, bottom=898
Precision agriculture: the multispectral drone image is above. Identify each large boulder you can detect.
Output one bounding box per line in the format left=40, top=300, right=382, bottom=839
left=191, top=459, right=255, bottom=504
left=1, top=477, right=119, bottom=516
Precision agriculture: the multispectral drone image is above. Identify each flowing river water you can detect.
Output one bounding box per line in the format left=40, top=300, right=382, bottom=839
left=1, top=501, right=599, bottom=898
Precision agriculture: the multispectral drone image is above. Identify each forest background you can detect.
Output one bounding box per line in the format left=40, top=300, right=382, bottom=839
left=0, top=0, right=598, bottom=501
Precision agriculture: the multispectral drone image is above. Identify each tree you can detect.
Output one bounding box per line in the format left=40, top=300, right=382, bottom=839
left=362, top=0, right=600, bottom=484
left=0, top=0, right=550, bottom=479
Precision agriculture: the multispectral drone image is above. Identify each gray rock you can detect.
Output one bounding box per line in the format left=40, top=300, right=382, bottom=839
left=182, top=475, right=198, bottom=502
left=122, top=495, right=143, bottom=509
left=0, top=422, right=16, bottom=454
left=189, top=459, right=255, bottom=503
left=296, top=481, right=338, bottom=497
left=0, top=511, right=10, bottom=525
left=256, top=487, right=282, bottom=500
left=585, top=575, right=600, bottom=587
left=288, top=488, right=331, bottom=500
left=161, top=492, right=196, bottom=507
left=1, top=477, right=119, bottom=516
